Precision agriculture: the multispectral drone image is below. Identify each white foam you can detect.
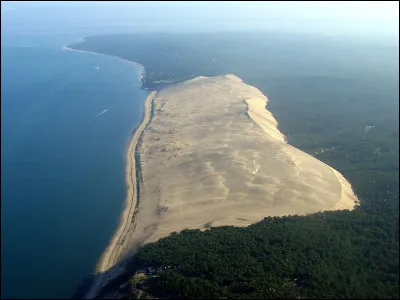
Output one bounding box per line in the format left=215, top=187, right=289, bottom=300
left=96, top=109, right=108, bottom=116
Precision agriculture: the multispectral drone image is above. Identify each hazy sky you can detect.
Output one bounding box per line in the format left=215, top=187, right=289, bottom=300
left=1, top=1, right=399, bottom=36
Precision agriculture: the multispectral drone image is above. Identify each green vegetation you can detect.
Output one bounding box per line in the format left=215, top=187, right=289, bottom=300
left=69, top=32, right=399, bottom=299
left=130, top=210, right=398, bottom=299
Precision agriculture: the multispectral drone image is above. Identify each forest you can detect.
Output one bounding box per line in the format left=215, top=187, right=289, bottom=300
left=69, top=32, right=399, bottom=299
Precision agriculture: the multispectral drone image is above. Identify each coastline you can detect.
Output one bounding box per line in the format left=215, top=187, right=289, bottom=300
left=65, top=37, right=359, bottom=295
left=96, top=91, right=157, bottom=273
left=63, top=39, right=156, bottom=298
left=62, top=40, right=148, bottom=89
left=85, top=91, right=157, bottom=299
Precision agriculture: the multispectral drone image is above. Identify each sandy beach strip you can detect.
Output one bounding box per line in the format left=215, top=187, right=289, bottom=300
left=96, top=91, right=157, bottom=273
left=84, top=91, right=157, bottom=299
left=63, top=38, right=155, bottom=298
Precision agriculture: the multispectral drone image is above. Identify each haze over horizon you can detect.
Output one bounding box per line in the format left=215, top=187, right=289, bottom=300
left=1, top=1, right=399, bottom=39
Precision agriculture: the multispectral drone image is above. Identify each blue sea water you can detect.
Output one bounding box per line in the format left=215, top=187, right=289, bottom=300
left=1, top=33, right=149, bottom=298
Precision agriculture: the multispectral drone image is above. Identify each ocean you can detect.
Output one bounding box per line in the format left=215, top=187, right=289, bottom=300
left=1, top=33, right=149, bottom=298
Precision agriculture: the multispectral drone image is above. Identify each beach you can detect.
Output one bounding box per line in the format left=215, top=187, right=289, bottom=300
left=61, top=41, right=156, bottom=298
left=84, top=91, right=157, bottom=299
left=97, top=90, right=157, bottom=272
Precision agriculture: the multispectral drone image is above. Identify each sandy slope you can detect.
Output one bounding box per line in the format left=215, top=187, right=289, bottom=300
left=130, top=74, right=359, bottom=245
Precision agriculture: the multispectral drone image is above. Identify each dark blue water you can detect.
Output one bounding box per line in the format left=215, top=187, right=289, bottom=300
left=1, top=33, right=149, bottom=298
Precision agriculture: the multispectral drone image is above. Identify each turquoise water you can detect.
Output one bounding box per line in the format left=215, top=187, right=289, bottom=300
left=1, top=34, right=149, bottom=298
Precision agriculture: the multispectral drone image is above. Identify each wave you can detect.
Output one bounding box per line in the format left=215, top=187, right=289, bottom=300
left=96, top=109, right=108, bottom=117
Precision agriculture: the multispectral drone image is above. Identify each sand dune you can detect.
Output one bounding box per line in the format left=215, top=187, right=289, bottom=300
left=89, top=74, right=359, bottom=297
left=126, top=74, right=359, bottom=246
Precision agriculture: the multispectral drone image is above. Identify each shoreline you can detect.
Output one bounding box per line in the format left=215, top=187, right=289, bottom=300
left=62, top=40, right=148, bottom=89
left=63, top=38, right=157, bottom=298
left=85, top=91, right=157, bottom=299
left=96, top=91, right=157, bottom=273
left=63, top=39, right=189, bottom=92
